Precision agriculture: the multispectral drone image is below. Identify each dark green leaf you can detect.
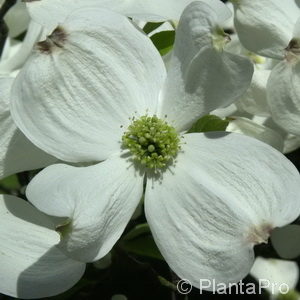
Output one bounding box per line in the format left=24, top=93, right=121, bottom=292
left=187, top=115, right=229, bottom=133
left=143, top=22, right=164, bottom=34
left=123, top=223, right=150, bottom=241
left=150, top=31, right=175, bottom=56
left=121, top=223, right=164, bottom=260
left=1, top=174, right=20, bottom=189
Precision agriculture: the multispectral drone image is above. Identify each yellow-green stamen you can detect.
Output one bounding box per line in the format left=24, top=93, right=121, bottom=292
left=122, top=115, right=181, bottom=169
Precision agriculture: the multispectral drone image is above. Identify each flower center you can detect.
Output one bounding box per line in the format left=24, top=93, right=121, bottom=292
left=122, top=115, right=181, bottom=170
left=212, top=27, right=231, bottom=51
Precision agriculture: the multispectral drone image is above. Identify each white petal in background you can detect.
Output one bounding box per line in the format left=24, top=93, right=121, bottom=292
left=271, top=224, right=300, bottom=259
left=250, top=257, right=299, bottom=295
left=211, top=103, right=239, bottom=119
left=11, top=8, right=165, bottom=163
left=213, top=108, right=300, bottom=154
left=0, top=21, right=43, bottom=76
left=160, top=1, right=253, bottom=132
left=224, top=34, right=277, bottom=70
left=110, top=0, right=204, bottom=22
left=0, top=77, right=56, bottom=179
left=0, top=194, right=85, bottom=299
left=284, top=134, right=300, bottom=153
left=3, top=0, right=30, bottom=38
left=232, top=0, right=300, bottom=59
left=222, top=1, right=234, bottom=30
left=27, top=154, right=144, bottom=263
left=145, top=133, right=300, bottom=289
left=236, top=69, right=271, bottom=117
left=227, top=117, right=284, bottom=152
left=25, top=0, right=201, bottom=30
left=293, top=17, right=300, bottom=40
left=251, top=116, right=300, bottom=154
left=0, top=38, right=22, bottom=64
left=267, top=59, right=300, bottom=136
left=196, top=0, right=232, bottom=24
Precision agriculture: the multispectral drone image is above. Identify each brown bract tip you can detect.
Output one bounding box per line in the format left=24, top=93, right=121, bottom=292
left=37, top=26, right=68, bottom=54
left=285, top=38, right=300, bottom=63
left=286, top=38, right=300, bottom=54
left=247, top=223, right=273, bottom=245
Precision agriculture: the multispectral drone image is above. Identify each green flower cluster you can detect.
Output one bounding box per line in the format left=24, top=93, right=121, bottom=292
left=122, top=115, right=181, bottom=170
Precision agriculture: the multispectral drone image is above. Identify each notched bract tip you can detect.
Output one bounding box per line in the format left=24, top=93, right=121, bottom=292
left=55, top=217, right=72, bottom=239
left=37, top=26, right=68, bottom=54
left=247, top=223, right=273, bottom=245
left=285, top=38, right=300, bottom=62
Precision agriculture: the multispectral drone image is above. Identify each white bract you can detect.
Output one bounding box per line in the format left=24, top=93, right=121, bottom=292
left=214, top=99, right=300, bottom=153
left=223, top=34, right=274, bottom=118
left=25, top=0, right=203, bottom=30
left=226, top=117, right=284, bottom=151
left=9, top=0, right=300, bottom=294
left=235, top=69, right=271, bottom=117
left=0, top=21, right=45, bottom=76
left=0, top=1, right=42, bottom=76
left=231, top=0, right=300, bottom=59
left=220, top=110, right=300, bottom=154
left=283, top=134, right=300, bottom=153
left=252, top=116, right=300, bottom=154
left=0, top=38, right=22, bottom=65
left=0, top=7, right=57, bottom=179
left=250, top=257, right=299, bottom=296
left=0, top=194, right=85, bottom=298
left=0, top=77, right=56, bottom=179
left=267, top=53, right=300, bottom=136
left=0, top=0, right=198, bottom=75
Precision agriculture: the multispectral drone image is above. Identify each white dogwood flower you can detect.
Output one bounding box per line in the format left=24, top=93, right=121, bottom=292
left=229, top=0, right=300, bottom=136
left=0, top=194, right=85, bottom=298
left=231, top=0, right=300, bottom=59
left=10, top=1, right=300, bottom=291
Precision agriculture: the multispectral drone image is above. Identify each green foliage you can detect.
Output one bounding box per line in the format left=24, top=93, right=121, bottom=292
left=277, top=291, right=300, bottom=300
left=188, top=114, right=229, bottom=133
left=150, top=31, right=175, bottom=56
left=0, top=174, right=20, bottom=194
left=120, top=223, right=164, bottom=260
left=143, top=22, right=164, bottom=34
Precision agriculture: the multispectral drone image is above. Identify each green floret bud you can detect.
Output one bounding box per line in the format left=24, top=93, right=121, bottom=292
left=122, top=115, right=181, bottom=169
